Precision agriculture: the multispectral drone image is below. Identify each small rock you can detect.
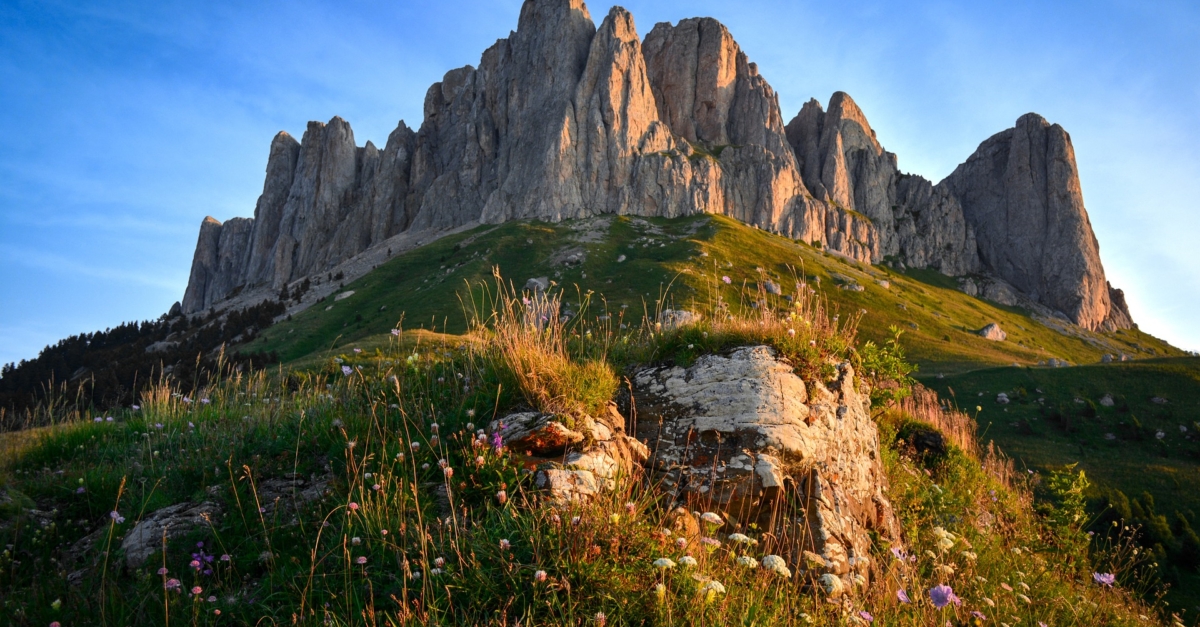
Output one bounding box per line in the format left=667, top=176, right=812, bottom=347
left=996, top=393, right=1010, bottom=405
left=1151, top=396, right=1168, bottom=405
left=764, top=280, right=782, bottom=295
left=877, top=279, right=890, bottom=289
left=659, top=309, right=701, bottom=329
left=1101, top=354, right=1113, bottom=363
left=978, top=323, right=1006, bottom=341
left=524, top=277, right=550, bottom=292
left=1099, top=394, right=1114, bottom=407
left=616, top=254, right=626, bottom=263
left=334, top=290, right=355, bottom=301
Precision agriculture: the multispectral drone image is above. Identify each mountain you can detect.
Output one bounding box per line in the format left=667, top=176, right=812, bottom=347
left=180, top=0, right=1132, bottom=335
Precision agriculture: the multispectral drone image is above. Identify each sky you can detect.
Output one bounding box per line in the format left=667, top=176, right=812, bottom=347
left=0, top=0, right=1197, bottom=366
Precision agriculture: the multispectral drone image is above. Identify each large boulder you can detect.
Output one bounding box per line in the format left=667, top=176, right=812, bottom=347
left=631, top=345, right=899, bottom=587
left=978, top=323, right=1006, bottom=341
left=121, top=502, right=222, bottom=568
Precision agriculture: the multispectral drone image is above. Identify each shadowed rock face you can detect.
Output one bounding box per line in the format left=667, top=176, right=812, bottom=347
left=180, top=0, right=1132, bottom=332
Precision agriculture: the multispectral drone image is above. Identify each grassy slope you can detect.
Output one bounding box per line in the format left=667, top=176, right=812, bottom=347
left=923, top=358, right=1200, bottom=610
left=247, top=214, right=1180, bottom=373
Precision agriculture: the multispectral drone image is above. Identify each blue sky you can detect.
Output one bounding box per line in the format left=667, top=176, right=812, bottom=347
left=1, top=0, right=1197, bottom=366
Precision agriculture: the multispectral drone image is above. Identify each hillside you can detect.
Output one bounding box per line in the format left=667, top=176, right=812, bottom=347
left=245, top=214, right=1177, bottom=372
left=925, top=358, right=1200, bottom=610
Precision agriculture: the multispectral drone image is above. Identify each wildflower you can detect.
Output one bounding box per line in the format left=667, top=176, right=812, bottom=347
left=444, top=467, right=454, bottom=478
left=761, top=555, right=791, bottom=577
left=654, top=583, right=666, bottom=601
left=76, top=487, right=85, bottom=494
left=500, top=539, right=511, bottom=550
left=625, top=501, right=636, bottom=515
left=858, top=611, right=874, bottom=623
left=200, top=398, right=210, bottom=404
left=1017, top=593, right=1032, bottom=604
left=971, top=610, right=987, bottom=621
left=192, top=586, right=203, bottom=595
left=1000, top=582, right=1012, bottom=591
left=534, top=570, right=547, bottom=582
left=679, top=555, right=698, bottom=568
left=410, top=441, right=421, bottom=451
left=653, top=558, right=677, bottom=570
left=351, top=537, right=361, bottom=546
left=722, top=276, right=732, bottom=284
left=572, top=516, right=582, bottom=526
left=853, top=573, right=867, bottom=588
left=699, top=537, right=721, bottom=551
left=929, top=584, right=961, bottom=609
left=551, top=514, right=561, bottom=524
left=700, top=512, right=723, bottom=526
left=897, top=588, right=911, bottom=604
left=466, top=409, right=476, bottom=418
left=158, top=567, right=169, bottom=575
left=675, top=537, right=687, bottom=549
left=699, top=580, right=726, bottom=603
left=342, top=366, right=352, bottom=376
left=1093, top=572, right=1115, bottom=587
left=961, top=550, right=978, bottom=561
left=165, top=578, right=181, bottom=591
left=935, top=564, right=956, bottom=577
left=190, top=559, right=202, bottom=569
left=610, top=513, right=621, bottom=524
left=733, top=555, right=756, bottom=569
left=1016, top=581, right=1029, bottom=591
left=154, top=423, right=164, bottom=430
left=491, top=431, right=504, bottom=450
left=496, top=490, right=508, bottom=505
left=594, top=612, right=607, bottom=627
left=183, top=396, right=191, bottom=404
left=475, top=455, right=485, bottom=466
left=110, top=511, right=126, bottom=524
left=50, top=623, right=61, bottom=627
left=348, top=502, right=360, bottom=511
left=106, top=416, right=113, bottom=421
left=391, top=329, right=401, bottom=336
left=372, top=484, right=381, bottom=491
left=727, top=533, right=757, bottom=545
left=818, top=573, right=844, bottom=597
left=220, top=554, right=230, bottom=562
left=94, top=417, right=102, bottom=422
left=207, top=596, right=216, bottom=603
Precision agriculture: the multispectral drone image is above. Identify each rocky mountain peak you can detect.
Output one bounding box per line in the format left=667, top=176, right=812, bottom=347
left=179, top=1, right=1134, bottom=334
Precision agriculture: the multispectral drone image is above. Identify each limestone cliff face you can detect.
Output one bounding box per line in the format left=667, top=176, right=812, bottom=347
left=941, top=113, right=1131, bottom=331
left=181, top=0, right=1132, bottom=332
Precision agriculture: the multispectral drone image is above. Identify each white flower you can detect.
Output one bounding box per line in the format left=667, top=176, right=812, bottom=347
left=699, top=580, right=725, bottom=602
left=736, top=555, right=758, bottom=568
left=678, top=556, right=698, bottom=568
left=652, top=558, right=676, bottom=570
left=761, top=555, right=792, bottom=578
left=818, top=573, right=844, bottom=597
left=700, top=512, right=723, bottom=526
left=727, top=533, right=757, bottom=545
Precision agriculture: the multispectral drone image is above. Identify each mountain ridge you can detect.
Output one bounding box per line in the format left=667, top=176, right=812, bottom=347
left=180, top=0, right=1132, bottom=333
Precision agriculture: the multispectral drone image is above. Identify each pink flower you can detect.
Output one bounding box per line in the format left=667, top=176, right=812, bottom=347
left=220, top=554, right=230, bottom=561
left=356, top=556, right=367, bottom=565
left=534, top=569, right=547, bottom=582
left=164, top=578, right=181, bottom=591
left=722, top=276, right=731, bottom=284
left=500, top=539, right=511, bottom=550
left=348, top=502, right=360, bottom=511
left=191, top=586, right=203, bottom=595
left=391, top=329, right=401, bottom=336
left=157, top=567, right=168, bottom=575
left=896, top=588, right=910, bottom=604
left=496, top=490, right=507, bottom=505
left=443, top=467, right=454, bottom=478
left=51, top=622, right=62, bottom=627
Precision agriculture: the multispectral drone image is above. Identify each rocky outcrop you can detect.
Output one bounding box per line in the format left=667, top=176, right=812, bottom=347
left=631, top=346, right=899, bottom=587
left=941, top=114, right=1130, bottom=331
left=180, top=0, right=1134, bottom=333
left=491, top=402, right=649, bottom=503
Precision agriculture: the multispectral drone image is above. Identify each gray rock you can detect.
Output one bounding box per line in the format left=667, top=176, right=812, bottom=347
left=631, top=346, right=899, bottom=587
left=978, top=323, right=1006, bottom=341
left=658, top=309, right=701, bottom=328
left=121, top=502, right=222, bottom=568
left=524, top=277, right=550, bottom=292
left=1099, top=394, right=1115, bottom=407
left=1101, top=354, right=1114, bottom=363
left=763, top=280, right=782, bottom=295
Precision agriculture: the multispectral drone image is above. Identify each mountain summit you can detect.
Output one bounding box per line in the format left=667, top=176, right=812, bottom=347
left=181, top=0, right=1131, bottom=332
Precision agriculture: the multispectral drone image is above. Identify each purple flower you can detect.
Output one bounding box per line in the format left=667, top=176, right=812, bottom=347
left=929, top=584, right=960, bottom=609
left=154, top=423, right=163, bottom=430
left=182, top=396, right=191, bottom=404
left=76, top=486, right=86, bottom=494
left=132, top=405, right=140, bottom=410
left=857, top=611, right=873, bottom=622
left=355, top=556, right=367, bottom=565
left=220, top=554, right=230, bottom=562
left=94, top=417, right=102, bottom=422
left=722, top=276, right=732, bottom=284
left=105, top=416, right=114, bottom=422
left=1093, top=572, right=1115, bottom=587
left=896, top=588, right=910, bottom=604
left=391, top=329, right=401, bottom=336
left=890, top=547, right=906, bottom=561
left=353, top=348, right=362, bottom=354
left=491, top=431, right=504, bottom=450
left=342, top=365, right=353, bottom=376
left=157, top=567, right=169, bottom=575
left=164, top=578, right=181, bottom=591
left=110, top=511, right=126, bottom=524
left=200, top=398, right=210, bottom=404
left=971, top=611, right=987, bottom=620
